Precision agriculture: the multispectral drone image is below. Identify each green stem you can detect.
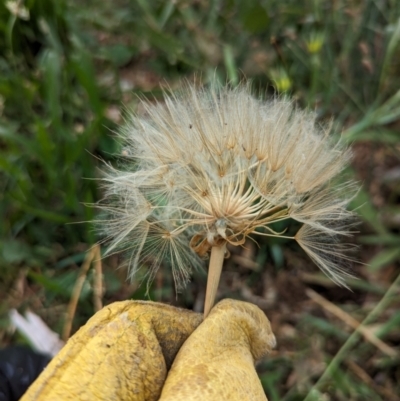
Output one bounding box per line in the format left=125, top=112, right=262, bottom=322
left=303, top=272, right=400, bottom=401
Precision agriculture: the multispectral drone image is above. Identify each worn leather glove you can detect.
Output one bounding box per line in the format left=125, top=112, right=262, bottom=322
left=21, top=299, right=275, bottom=401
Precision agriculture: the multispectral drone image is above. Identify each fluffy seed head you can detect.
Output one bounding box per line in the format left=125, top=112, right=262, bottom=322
left=98, top=84, right=357, bottom=292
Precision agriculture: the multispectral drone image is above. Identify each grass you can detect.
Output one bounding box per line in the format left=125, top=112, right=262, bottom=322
left=1, top=0, right=400, bottom=400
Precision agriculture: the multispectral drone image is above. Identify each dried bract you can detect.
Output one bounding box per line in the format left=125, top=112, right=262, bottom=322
left=98, top=84, right=356, bottom=292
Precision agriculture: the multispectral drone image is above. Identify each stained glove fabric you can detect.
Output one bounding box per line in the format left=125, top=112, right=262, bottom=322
left=21, top=299, right=275, bottom=401
left=159, top=299, right=276, bottom=401
left=20, top=301, right=202, bottom=401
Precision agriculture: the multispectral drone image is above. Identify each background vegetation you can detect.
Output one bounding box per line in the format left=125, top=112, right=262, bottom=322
left=1, top=0, right=399, bottom=400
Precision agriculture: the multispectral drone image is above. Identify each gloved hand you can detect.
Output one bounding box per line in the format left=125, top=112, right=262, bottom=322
left=20, top=299, right=276, bottom=401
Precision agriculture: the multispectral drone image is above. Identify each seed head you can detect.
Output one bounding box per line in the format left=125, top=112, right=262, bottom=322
left=99, top=84, right=357, bottom=292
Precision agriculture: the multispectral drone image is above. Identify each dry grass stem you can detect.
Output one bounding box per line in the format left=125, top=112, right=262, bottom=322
left=62, top=247, right=95, bottom=341
left=63, top=245, right=103, bottom=340
left=93, top=245, right=103, bottom=312
left=306, top=288, right=397, bottom=357
left=304, top=272, right=400, bottom=401
left=345, top=360, right=400, bottom=401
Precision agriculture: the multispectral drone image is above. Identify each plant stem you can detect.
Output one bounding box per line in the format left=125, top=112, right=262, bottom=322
left=303, top=272, right=400, bottom=401
left=204, top=242, right=227, bottom=317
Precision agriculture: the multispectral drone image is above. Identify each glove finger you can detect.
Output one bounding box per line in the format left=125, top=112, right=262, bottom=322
left=21, top=301, right=202, bottom=401
left=159, top=299, right=276, bottom=401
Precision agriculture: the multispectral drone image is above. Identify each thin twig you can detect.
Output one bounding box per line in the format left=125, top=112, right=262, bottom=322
left=306, top=288, right=397, bottom=357
left=303, top=273, right=400, bottom=401
left=92, top=245, right=103, bottom=312
left=62, top=248, right=95, bottom=341
left=345, top=360, right=400, bottom=401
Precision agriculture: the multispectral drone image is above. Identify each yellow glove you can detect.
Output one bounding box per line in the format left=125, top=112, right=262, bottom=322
left=160, top=299, right=276, bottom=401
left=21, top=299, right=275, bottom=401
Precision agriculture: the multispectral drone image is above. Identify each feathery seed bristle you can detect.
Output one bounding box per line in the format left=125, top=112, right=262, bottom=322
left=98, top=84, right=357, bottom=292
